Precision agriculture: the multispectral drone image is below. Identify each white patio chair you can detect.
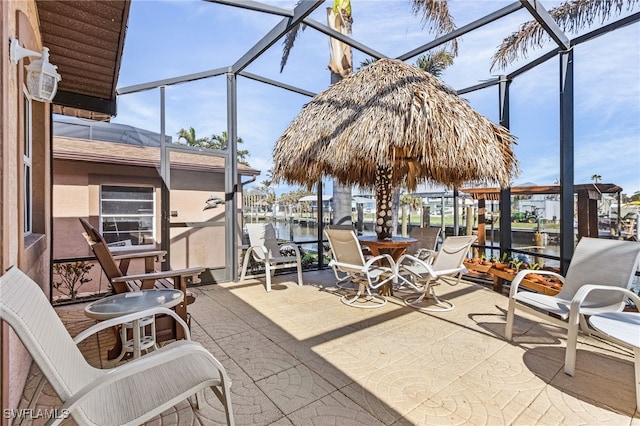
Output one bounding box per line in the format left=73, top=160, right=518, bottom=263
left=585, top=293, right=640, bottom=412
left=325, top=228, right=395, bottom=308
left=326, top=224, right=360, bottom=289
left=407, top=226, right=442, bottom=262
left=396, top=235, right=477, bottom=312
left=0, top=267, right=234, bottom=426
left=504, top=237, right=640, bottom=376
left=240, top=223, right=303, bottom=292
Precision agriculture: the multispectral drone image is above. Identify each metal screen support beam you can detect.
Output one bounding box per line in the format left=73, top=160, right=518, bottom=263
left=206, top=0, right=292, bottom=17
left=226, top=73, right=239, bottom=281
left=520, top=0, right=570, bottom=50
left=498, top=75, right=513, bottom=254
left=317, top=182, right=324, bottom=270
left=160, top=86, right=170, bottom=271
left=453, top=188, right=459, bottom=236
left=231, top=0, right=324, bottom=75
left=559, top=49, right=574, bottom=274
left=303, top=18, right=387, bottom=60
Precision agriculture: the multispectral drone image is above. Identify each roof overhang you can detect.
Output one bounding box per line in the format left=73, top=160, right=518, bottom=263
left=461, top=184, right=623, bottom=200
left=53, top=136, right=261, bottom=176
left=36, top=0, right=130, bottom=121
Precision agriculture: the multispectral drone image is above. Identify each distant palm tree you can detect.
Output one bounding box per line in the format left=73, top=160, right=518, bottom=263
left=415, top=49, right=454, bottom=78
left=176, top=127, right=207, bottom=146
left=591, top=174, right=602, bottom=183
left=491, top=0, right=639, bottom=70
left=176, top=128, right=250, bottom=166
left=360, top=49, right=454, bottom=77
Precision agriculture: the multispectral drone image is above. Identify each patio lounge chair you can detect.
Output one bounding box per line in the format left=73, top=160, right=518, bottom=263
left=325, top=228, right=395, bottom=308
left=396, top=235, right=477, bottom=312
left=79, top=218, right=203, bottom=345
left=0, top=267, right=234, bottom=426
left=505, top=237, right=640, bottom=376
left=240, top=223, right=303, bottom=292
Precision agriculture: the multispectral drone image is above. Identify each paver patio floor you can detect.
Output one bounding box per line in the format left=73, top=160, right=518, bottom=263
left=19, top=270, right=640, bottom=425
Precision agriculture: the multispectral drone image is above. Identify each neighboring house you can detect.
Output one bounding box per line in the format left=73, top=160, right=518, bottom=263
left=516, top=194, right=561, bottom=221
left=52, top=119, right=260, bottom=286
left=0, top=0, right=130, bottom=418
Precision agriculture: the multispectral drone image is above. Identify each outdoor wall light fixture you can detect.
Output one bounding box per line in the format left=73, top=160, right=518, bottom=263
left=9, top=37, right=61, bottom=103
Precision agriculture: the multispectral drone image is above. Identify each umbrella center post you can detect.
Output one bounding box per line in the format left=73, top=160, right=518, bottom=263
left=375, top=166, right=394, bottom=240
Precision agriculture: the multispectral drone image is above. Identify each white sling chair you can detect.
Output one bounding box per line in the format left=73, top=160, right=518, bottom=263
left=396, top=235, right=477, bottom=312
left=325, top=224, right=360, bottom=289
left=325, top=228, right=395, bottom=308
left=0, top=267, right=234, bottom=426
left=240, top=223, right=303, bottom=292
left=407, top=226, right=442, bottom=262
left=505, top=237, right=640, bottom=376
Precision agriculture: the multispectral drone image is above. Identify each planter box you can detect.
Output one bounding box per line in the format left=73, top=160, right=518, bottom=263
left=464, top=260, right=561, bottom=296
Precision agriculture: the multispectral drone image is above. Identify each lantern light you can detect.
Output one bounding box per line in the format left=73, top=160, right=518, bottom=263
left=9, top=38, right=61, bottom=103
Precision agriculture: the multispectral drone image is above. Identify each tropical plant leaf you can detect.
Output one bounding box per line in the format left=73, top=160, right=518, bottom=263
left=415, top=49, right=454, bottom=78
left=491, top=0, right=639, bottom=70
left=410, top=0, right=459, bottom=55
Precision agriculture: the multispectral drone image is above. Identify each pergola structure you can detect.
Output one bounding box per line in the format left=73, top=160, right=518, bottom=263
left=116, top=0, right=639, bottom=277
left=462, top=183, right=624, bottom=254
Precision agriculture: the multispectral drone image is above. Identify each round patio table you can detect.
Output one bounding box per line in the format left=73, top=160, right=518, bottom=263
left=357, top=235, right=417, bottom=296
left=357, top=235, right=418, bottom=261
left=85, top=289, right=183, bottom=360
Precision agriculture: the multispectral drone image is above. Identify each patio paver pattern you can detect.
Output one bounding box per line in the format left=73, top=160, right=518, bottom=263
left=18, top=270, right=640, bottom=425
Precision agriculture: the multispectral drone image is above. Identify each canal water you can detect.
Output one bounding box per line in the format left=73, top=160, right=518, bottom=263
left=268, top=219, right=563, bottom=263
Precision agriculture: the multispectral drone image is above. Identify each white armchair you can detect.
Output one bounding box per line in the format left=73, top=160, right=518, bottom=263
left=0, top=267, right=235, bottom=426
left=240, top=223, right=303, bottom=292
left=325, top=228, right=395, bottom=308
left=505, top=237, right=640, bottom=376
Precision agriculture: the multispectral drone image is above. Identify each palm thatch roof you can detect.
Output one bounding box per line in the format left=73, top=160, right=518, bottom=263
left=273, top=58, right=519, bottom=191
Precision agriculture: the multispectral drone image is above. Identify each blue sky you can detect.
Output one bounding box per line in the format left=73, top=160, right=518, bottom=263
left=111, top=0, right=640, bottom=197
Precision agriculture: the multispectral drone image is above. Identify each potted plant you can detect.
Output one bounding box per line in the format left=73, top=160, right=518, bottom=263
left=493, top=253, right=510, bottom=270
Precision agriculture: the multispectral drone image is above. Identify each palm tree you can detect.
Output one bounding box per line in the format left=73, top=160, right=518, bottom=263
left=491, top=0, right=639, bottom=70
left=360, top=49, right=454, bottom=76
left=591, top=174, right=602, bottom=183
left=176, top=127, right=207, bottom=146
left=209, top=131, right=251, bottom=166
left=415, top=49, right=454, bottom=77
left=176, top=128, right=251, bottom=166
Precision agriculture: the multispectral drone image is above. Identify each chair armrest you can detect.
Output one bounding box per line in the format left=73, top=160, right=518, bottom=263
left=415, top=248, right=436, bottom=261
left=246, top=245, right=268, bottom=261
left=112, top=250, right=167, bottom=262
left=396, top=254, right=436, bottom=276
left=112, top=250, right=167, bottom=275
left=54, top=343, right=227, bottom=425
left=509, top=269, right=565, bottom=298
left=111, top=266, right=205, bottom=283
left=363, top=253, right=395, bottom=270
left=74, top=307, right=191, bottom=344
left=570, top=284, right=640, bottom=313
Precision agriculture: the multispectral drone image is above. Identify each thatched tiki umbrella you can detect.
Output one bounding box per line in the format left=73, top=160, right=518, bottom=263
left=273, top=58, right=519, bottom=240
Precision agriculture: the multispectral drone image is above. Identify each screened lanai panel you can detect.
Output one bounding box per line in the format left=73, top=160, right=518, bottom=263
left=168, top=149, right=227, bottom=283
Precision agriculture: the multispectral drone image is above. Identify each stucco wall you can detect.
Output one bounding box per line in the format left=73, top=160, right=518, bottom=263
left=1, top=1, right=53, bottom=423
left=53, top=158, right=229, bottom=281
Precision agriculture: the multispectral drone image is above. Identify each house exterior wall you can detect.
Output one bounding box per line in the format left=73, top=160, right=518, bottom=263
left=1, top=1, right=53, bottom=422
left=53, top=153, right=230, bottom=289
